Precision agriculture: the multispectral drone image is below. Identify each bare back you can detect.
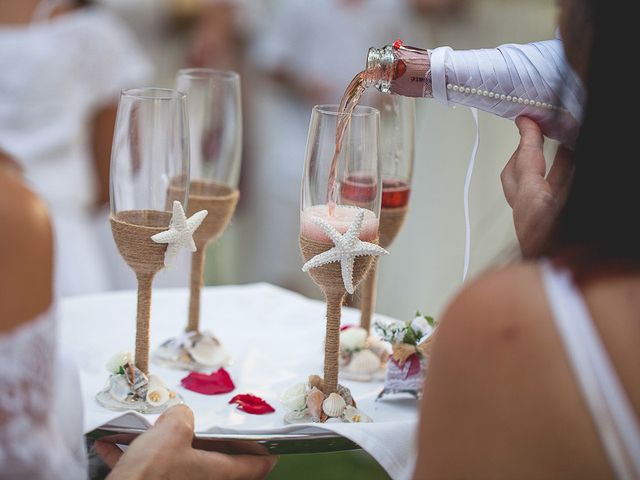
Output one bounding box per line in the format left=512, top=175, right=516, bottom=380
left=415, top=262, right=640, bottom=479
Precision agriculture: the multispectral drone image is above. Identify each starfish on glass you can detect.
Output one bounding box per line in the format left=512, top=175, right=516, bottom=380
left=151, top=201, right=208, bottom=268
left=302, top=208, right=389, bottom=294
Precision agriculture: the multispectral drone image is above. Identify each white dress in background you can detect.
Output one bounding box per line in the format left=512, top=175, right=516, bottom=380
left=0, top=310, right=87, bottom=479
left=0, top=7, right=152, bottom=297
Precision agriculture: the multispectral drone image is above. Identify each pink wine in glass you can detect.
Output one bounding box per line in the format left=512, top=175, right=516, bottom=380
left=340, top=174, right=377, bottom=204
left=381, top=178, right=410, bottom=209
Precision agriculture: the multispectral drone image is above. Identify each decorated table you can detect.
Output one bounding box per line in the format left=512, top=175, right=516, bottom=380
left=58, top=283, right=419, bottom=480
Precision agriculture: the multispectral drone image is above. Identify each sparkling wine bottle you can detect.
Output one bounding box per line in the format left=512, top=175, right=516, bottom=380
left=366, top=39, right=584, bottom=144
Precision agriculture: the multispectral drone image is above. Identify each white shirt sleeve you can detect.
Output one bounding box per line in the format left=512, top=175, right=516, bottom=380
left=430, top=39, right=585, bottom=144
left=74, top=7, right=154, bottom=108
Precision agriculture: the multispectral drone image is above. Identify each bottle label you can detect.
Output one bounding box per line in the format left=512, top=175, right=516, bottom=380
left=391, top=45, right=431, bottom=98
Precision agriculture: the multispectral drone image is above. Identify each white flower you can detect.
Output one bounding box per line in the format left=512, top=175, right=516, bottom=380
left=281, top=382, right=307, bottom=412
left=340, top=327, right=368, bottom=352
left=387, top=322, right=407, bottom=343
left=146, top=386, right=170, bottom=407
left=106, top=351, right=133, bottom=374
left=411, top=316, right=433, bottom=338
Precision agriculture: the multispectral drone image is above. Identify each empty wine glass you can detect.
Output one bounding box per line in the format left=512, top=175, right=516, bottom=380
left=154, top=69, right=242, bottom=371
left=97, top=87, right=189, bottom=413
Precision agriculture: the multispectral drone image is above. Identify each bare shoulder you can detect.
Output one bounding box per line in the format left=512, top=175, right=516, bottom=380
left=438, top=262, right=548, bottom=350
left=0, top=171, right=53, bottom=332
left=415, top=262, right=611, bottom=479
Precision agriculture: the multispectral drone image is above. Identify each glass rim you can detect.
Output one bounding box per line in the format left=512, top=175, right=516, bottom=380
left=177, top=68, right=240, bottom=81
left=121, top=87, right=186, bottom=101
left=313, top=104, right=380, bottom=117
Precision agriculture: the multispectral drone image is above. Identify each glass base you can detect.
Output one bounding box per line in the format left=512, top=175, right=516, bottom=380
left=153, top=331, right=230, bottom=371
left=96, top=389, right=183, bottom=414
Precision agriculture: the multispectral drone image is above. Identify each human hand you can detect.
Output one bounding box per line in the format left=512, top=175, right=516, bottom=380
left=95, top=405, right=277, bottom=480
left=501, top=117, right=574, bottom=257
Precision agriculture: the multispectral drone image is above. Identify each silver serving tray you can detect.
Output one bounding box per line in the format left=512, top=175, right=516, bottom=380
left=87, top=427, right=360, bottom=455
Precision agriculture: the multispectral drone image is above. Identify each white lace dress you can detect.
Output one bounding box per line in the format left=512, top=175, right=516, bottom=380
left=0, top=309, right=87, bottom=479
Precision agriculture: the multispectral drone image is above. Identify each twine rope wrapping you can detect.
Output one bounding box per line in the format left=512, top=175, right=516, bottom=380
left=182, top=180, right=239, bottom=333
left=300, top=235, right=377, bottom=394
left=111, top=210, right=171, bottom=374
left=359, top=206, right=408, bottom=332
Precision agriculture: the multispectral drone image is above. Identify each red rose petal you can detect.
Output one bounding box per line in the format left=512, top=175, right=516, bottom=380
left=229, top=394, right=275, bottom=415
left=181, top=368, right=235, bottom=395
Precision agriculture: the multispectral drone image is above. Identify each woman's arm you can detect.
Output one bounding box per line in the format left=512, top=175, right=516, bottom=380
left=90, top=104, right=118, bottom=209
left=0, top=158, right=53, bottom=331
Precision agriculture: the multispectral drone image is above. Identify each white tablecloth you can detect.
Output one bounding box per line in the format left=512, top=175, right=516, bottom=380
left=58, top=283, right=418, bottom=479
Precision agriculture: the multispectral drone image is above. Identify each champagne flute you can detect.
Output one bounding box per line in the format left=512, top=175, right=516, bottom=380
left=154, top=69, right=241, bottom=371
left=300, top=105, right=382, bottom=397
left=358, top=95, right=415, bottom=332
left=98, top=87, right=189, bottom=413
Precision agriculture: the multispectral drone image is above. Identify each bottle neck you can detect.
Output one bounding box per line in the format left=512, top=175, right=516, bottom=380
left=366, top=44, right=432, bottom=98
left=366, top=45, right=396, bottom=93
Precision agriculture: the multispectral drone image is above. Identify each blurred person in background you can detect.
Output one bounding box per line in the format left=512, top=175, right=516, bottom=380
left=95, top=0, right=252, bottom=291
left=0, top=0, right=151, bottom=297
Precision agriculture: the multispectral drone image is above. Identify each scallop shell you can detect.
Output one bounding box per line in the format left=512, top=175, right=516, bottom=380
left=345, top=349, right=381, bottom=375
left=108, top=374, right=132, bottom=402
left=146, top=386, right=170, bottom=407
left=322, top=393, right=347, bottom=418
left=343, top=405, right=372, bottom=423
left=187, top=336, right=228, bottom=367
left=306, top=387, right=325, bottom=422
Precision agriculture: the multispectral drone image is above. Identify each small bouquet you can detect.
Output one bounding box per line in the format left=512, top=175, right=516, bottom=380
left=375, top=312, right=437, bottom=400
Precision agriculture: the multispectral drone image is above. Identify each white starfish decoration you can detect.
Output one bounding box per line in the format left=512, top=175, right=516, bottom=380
left=302, top=208, right=389, bottom=294
left=151, top=201, right=208, bottom=268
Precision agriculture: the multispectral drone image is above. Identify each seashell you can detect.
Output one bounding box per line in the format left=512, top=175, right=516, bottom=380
left=308, top=375, right=324, bottom=391
left=337, top=384, right=355, bottom=407
left=154, top=338, right=184, bottom=363
left=146, top=386, right=170, bottom=407
left=283, top=409, right=311, bottom=424
left=345, top=349, right=381, bottom=375
left=306, top=387, right=325, bottom=422
left=108, top=374, right=132, bottom=402
left=343, top=405, right=372, bottom=423
left=187, top=335, right=228, bottom=367
left=322, top=392, right=346, bottom=418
